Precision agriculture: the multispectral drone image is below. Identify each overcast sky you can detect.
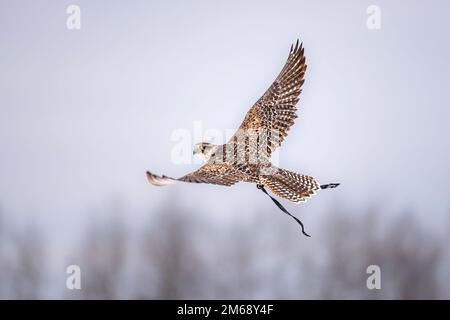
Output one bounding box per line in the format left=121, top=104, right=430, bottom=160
left=1, top=0, right=450, bottom=239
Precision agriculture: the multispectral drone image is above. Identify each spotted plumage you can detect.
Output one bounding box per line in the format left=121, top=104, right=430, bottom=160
left=147, top=40, right=339, bottom=203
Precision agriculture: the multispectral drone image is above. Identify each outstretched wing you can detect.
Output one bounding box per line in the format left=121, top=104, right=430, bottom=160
left=229, top=40, right=307, bottom=159
left=146, top=163, right=245, bottom=187
left=260, top=168, right=320, bottom=203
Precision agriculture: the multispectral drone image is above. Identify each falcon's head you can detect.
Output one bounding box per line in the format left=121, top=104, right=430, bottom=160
left=193, top=142, right=217, bottom=162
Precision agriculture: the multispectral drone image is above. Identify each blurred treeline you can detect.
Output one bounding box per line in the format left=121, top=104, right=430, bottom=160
left=0, top=203, right=449, bottom=299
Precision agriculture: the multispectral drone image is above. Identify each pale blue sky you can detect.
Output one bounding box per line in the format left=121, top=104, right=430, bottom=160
left=1, top=0, right=450, bottom=238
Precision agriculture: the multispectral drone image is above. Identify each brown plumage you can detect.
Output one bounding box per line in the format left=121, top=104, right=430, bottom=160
left=147, top=39, right=338, bottom=203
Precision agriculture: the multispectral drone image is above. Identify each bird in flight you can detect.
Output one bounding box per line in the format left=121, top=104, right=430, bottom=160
left=147, top=40, right=339, bottom=236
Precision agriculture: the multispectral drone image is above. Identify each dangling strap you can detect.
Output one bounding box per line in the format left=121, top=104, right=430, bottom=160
left=257, top=184, right=311, bottom=237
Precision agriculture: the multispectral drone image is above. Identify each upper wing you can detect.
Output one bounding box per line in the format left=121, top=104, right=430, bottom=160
left=146, top=162, right=245, bottom=187
left=229, top=40, right=307, bottom=159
